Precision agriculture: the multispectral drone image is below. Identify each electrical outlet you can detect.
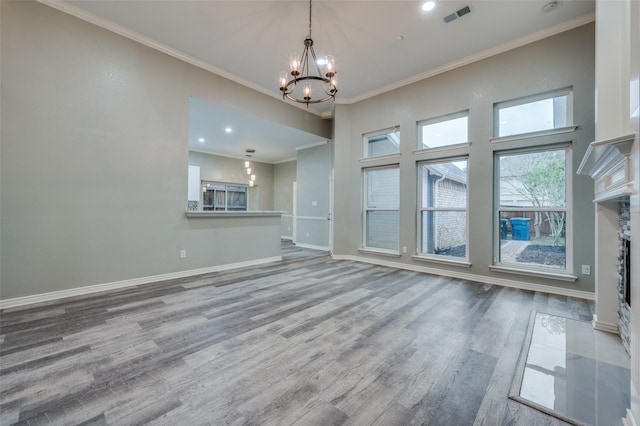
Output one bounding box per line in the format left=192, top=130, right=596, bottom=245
left=402, top=246, right=408, bottom=253
left=180, top=250, right=187, bottom=259
left=581, top=265, right=591, bottom=275
left=306, top=232, right=310, bottom=238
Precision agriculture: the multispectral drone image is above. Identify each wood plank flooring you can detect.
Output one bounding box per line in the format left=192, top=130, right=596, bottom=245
left=0, top=242, right=594, bottom=425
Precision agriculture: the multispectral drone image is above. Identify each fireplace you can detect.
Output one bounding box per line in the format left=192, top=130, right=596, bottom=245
left=619, top=199, right=631, bottom=354
left=624, top=238, right=631, bottom=306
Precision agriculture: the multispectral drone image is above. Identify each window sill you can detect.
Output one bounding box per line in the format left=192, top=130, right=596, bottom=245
left=186, top=211, right=283, bottom=218
left=412, top=142, right=471, bottom=156
left=490, top=126, right=578, bottom=144
left=359, top=153, right=401, bottom=165
left=358, top=248, right=401, bottom=258
left=413, top=255, right=471, bottom=268
left=489, top=264, right=577, bottom=282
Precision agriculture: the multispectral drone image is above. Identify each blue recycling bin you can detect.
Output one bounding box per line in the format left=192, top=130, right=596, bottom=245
left=500, top=219, right=508, bottom=240
left=510, top=217, right=531, bottom=241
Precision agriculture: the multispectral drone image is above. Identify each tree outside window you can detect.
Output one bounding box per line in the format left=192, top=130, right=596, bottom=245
left=497, top=148, right=569, bottom=270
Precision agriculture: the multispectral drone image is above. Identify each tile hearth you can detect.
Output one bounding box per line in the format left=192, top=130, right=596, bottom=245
left=514, top=313, right=630, bottom=425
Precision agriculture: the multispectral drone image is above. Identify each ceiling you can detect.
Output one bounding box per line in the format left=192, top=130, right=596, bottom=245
left=51, top=0, right=595, bottom=163
left=188, top=96, right=326, bottom=163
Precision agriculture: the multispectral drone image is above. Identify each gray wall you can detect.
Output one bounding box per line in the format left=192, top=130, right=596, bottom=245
left=188, top=151, right=274, bottom=211
left=333, top=23, right=596, bottom=293
left=0, top=1, right=329, bottom=300
left=296, top=143, right=332, bottom=248
left=274, top=161, right=296, bottom=238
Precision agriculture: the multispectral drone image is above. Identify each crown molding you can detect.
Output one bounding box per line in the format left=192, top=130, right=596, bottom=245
left=188, top=148, right=281, bottom=165
left=295, top=140, right=328, bottom=151
left=337, top=12, right=596, bottom=105
left=37, top=1, right=593, bottom=113
left=35, top=0, right=326, bottom=118
left=274, top=157, right=297, bottom=165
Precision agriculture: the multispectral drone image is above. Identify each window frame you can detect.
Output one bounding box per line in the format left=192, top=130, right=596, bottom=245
left=417, top=110, right=469, bottom=152
left=362, top=165, right=400, bottom=255
left=494, top=88, right=574, bottom=138
left=202, top=181, right=248, bottom=212
left=363, top=127, right=401, bottom=159
left=416, top=156, right=469, bottom=263
left=493, top=144, right=573, bottom=274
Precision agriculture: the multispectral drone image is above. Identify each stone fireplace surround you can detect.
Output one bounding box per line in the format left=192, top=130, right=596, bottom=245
left=578, top=132, right=635, bottom=336
left=619, top=199, right=631, bottom=354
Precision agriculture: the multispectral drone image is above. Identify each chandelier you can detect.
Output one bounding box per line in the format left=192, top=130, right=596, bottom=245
left=279, top=0, right=337, bottom=106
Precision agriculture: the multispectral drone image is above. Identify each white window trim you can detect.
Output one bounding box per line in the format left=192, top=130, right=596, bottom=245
left=489, top=265, right=577, bottom=282
left=416, top=156, right=469, bottom=263
left=362, top=165, right=400, bottom=254
left=496, top=87, right=573, bottom=109
left=417, top=110, right=469, bottom=151
left=493, top=87, right=574, bottom=138
left=413, top=255, right=472, bottom=268
left=490, top=126, right=578, bottom=144
left=359, top=153, right=401, bottom=166
left=493, top=144, right=573, bottom=274
left=413, top=142, right=472, bottom=156
left=363, top=126, right=400, bottom=159
left=201, top=181, right=249, bottom=212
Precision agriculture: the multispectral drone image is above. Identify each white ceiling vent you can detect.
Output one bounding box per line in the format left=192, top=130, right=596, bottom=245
left=443, top=5, right=473, bottom=24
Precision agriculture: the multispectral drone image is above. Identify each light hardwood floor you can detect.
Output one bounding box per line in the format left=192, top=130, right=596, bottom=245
left=0, top=243, right=593, bottom=425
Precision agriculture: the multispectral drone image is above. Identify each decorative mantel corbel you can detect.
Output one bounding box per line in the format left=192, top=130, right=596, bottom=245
left=577, top=133, right=637, bottom=203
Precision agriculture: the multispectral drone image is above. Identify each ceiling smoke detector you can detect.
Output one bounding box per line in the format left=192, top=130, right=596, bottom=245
left=443, top=5, right=472, bottom=24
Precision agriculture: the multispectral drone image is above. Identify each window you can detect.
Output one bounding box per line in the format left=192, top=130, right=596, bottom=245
left=495, top=89, right=572, bottom=137
left=495, top=147, right=570, bottom=271
left=363, top=166, right=399, bottom=252
left=202, top=182, right=247, bottom=211
left=418, top=112, right=468, bottom=150
left=417, top=158, right=468, bottom=259
left=364, top=128, right=400, bottom=158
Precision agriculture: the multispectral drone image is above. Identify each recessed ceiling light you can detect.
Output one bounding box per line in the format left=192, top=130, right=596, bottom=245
left=422, top=1, right=436, bottom=12
left=225, top=127, right=233, bottom=133
left=198, top=137, right=205, bottom=143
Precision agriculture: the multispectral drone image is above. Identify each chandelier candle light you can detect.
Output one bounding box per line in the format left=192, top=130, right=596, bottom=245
left=279, top=0, right=337, bottom=106
left=245, top=160, right=256, bottom=187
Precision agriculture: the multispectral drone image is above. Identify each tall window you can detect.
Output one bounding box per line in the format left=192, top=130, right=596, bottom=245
left=417, top=158, right=468, bottom=259
left=364, top=128, right=400, bottom=158
left=495, top=89, right=572, bottom=137
left=202, top=182, right=247, bottom=211
left=364, top=166, right=399, bottom=252
left=495, top=146, right=570, bottom=271
left=418, top=112, right=468, bottom=150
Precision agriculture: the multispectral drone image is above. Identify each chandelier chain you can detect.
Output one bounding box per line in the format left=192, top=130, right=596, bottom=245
left=308, top=0, right=312, bottom=38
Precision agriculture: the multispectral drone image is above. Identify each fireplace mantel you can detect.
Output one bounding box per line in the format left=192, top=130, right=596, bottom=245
left=578, top=133, right=637, bottom=203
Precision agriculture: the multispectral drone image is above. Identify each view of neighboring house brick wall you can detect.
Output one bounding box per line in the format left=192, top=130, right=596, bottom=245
left=434, top=179, right=467, bottom=250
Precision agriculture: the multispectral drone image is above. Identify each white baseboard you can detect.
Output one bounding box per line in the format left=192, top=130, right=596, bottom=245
left=623, top=409, right=638, bottom=426
left=294, top=243, right=330, bottom=251
left=0, top=256, right=282, bottom=310
left=592, top=315, right=621, bottom=334
left=332, top=254, right=595, bottom=300
left=626, top=381, right=640, bottom=426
